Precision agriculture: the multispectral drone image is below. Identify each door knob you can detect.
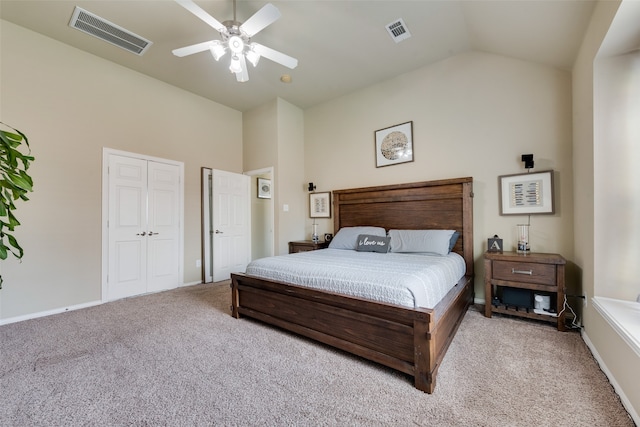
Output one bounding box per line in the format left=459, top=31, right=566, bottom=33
left=136, top=231, right=147, bottom=236
left=148, top=231, right=159, bottom=236
left=215, top=230, right=223, bottom=234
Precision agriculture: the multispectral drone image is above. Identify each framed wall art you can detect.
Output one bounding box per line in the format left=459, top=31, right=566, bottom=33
left=309, top=192, right=331, bottom=218
left=257, top=178, right=271, bottom=199
left=374, top=121, right=414, bottom=167
left=499, top=170, right=554, bottom=215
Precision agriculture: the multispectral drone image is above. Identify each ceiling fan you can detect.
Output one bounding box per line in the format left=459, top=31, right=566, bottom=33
left=172, top=0, right=298, bottom=83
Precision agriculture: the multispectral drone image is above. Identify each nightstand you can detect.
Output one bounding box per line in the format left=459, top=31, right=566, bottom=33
left=288, top=240, right=329, bottom=253
left=484, top=251, right=566, bottom=331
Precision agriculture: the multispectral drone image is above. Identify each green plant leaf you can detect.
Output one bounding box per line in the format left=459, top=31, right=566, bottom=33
left=7, top=234, right=23, bottom=259
left=0, top=241, right=8, bottom=260
left=0, top=122, right=34, bottom=269
left=7, top=172, right=33, bottom=191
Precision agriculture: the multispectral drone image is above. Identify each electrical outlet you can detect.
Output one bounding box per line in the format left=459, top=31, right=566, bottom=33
left=196, top=259, right=201, bottom=268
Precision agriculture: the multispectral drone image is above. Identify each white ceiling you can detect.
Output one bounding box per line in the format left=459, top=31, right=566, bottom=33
left=1, top=0, right=597, bottom=112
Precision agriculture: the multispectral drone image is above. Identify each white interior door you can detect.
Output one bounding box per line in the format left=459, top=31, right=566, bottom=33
left=146, top=161, right=181, bottom=292
left=108, top=155, right=148, bottom=300
left=212, top=169, right=250, bottom=282
left=107, top=153, right=182, bottom=300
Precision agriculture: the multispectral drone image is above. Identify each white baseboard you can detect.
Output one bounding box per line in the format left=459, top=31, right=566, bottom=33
left=582, top=330, right=640, bottom=425
left=0, top=300, right=102, bottom=326
left=181, top=280, right=203, bottom=287
left=0, top=282, right=204, bottom=326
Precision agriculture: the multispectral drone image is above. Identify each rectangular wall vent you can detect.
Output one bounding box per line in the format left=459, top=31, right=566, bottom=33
left=69, top=6, right=152, bottom=55
left=386, top=18, right=411, bottom=43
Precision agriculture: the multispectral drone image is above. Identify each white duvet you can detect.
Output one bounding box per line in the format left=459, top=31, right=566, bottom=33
left=244, top=248, right=466, bottom=309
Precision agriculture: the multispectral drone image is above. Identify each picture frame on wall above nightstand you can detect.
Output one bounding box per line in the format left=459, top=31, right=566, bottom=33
left=309, top=192, right=331, bottom=218
left=499, top=170, right=554, bottom=215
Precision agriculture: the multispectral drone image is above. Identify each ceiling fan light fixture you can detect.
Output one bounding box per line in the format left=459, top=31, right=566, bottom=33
left=209, top=41, right=226, bottom=61
left=229, top=55, right=242, bottom=73
left=228, top=35, right=244, bottom=54
left=245, top=47, right=260, bottom=67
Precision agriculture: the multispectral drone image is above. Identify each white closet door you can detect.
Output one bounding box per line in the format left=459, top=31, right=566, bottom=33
left=108, top=155, right=148, bottom=300
left=107, top=154, right=181, bottom=300
left=146, top=161, right=181, bottom=293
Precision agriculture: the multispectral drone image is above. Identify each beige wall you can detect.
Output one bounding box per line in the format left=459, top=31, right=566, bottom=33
left=274, top=99, right=305, bottom=255
left=573, top=0, right=639, bottom=419
left=243, top=98, right=305, bottom=255
left=0, top=20, right=242, bottom=319
left=244, top=101, right=278, bottom=258
left=304, top=51, right=574, bottom=301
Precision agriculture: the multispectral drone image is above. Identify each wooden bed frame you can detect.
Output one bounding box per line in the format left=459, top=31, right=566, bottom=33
left=231, top=177, right=474, bottom=393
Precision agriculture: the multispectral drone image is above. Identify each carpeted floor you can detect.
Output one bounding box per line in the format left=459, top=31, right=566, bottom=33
left=0, top=282, right=634, bottom=426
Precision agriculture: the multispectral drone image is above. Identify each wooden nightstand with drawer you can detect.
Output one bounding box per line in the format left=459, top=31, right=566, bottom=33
left=288, top=240, right=329, bottom=253
left=484, top=251, right=566, bottom=331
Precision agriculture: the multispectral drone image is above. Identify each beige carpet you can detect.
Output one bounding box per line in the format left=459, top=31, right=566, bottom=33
left=0, top=282, right=633, bottom=426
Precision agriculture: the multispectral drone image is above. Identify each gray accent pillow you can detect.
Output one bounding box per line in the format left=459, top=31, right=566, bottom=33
left=449, top=231, right=461, bottom=252
left=356, top=234, right=391, bottom=253
left=388, top=229, right=456, bottom=255
left=328, top=226, right=386, bottom=250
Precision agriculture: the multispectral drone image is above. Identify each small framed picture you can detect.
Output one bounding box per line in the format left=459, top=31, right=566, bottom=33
left=309, top=192, right=331, bottom=218
left=257, top=178, right=271, bottom=199
left=499, top=170, right=554, bottom=215
left=375, top=121, right=414, bottom=167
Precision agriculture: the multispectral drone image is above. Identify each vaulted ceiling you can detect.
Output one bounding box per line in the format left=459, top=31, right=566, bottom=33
left=1, top=0, right=597, bottom=112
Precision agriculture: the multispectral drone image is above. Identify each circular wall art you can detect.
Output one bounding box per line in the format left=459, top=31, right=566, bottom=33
left=374, top=121, right=414, bottom=167
left=381, top=131, right=409, bottom=160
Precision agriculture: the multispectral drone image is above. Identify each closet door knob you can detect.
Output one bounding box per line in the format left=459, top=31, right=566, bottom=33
left=136, top=232, right=147, bottom=236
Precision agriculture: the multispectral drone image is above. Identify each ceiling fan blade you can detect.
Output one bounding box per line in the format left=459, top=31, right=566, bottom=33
left=240, top=3, right=281, bottom=37
left=175, top=0, right=227, bottom=33
left=252, top=43, right=298, bottom=69
left=172, top=40, right=216, bottom=57
left=236, top=55, right=249, bottom=83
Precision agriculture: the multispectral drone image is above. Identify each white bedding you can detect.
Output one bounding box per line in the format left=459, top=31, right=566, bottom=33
left=244, top=248, right=466, bottom=309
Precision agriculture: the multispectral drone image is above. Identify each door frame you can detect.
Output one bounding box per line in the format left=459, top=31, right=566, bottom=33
left=101, top=148, right=185, bottom=302
left=245, top=167, right=275, bottom=260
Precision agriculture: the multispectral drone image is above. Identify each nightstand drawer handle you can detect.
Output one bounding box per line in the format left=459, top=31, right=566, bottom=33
left=512, top=268, right=533, bottom=275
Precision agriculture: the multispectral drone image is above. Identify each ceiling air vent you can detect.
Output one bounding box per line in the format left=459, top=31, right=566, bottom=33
left=386, top=18, right=411, bottom=43
left=69, top=6, right=152, bottom=55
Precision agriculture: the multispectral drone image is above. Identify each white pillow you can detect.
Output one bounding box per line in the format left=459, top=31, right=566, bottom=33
left=328, top=226, right=386, bottom=250
left=388, top=229, right=456, bottom=255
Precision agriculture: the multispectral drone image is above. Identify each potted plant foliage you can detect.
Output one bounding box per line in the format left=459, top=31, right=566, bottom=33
left=0, top=122, right=35, bottom=288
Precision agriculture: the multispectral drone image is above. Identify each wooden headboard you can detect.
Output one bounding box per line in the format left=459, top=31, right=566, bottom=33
left=332, top=177, right=474, bottom=277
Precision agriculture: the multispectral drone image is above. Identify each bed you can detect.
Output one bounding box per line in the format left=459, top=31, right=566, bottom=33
left=230, top=177, right=474, bottom=393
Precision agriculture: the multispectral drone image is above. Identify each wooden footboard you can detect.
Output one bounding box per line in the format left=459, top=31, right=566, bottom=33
left=231, top=272, right=473, bottom=393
